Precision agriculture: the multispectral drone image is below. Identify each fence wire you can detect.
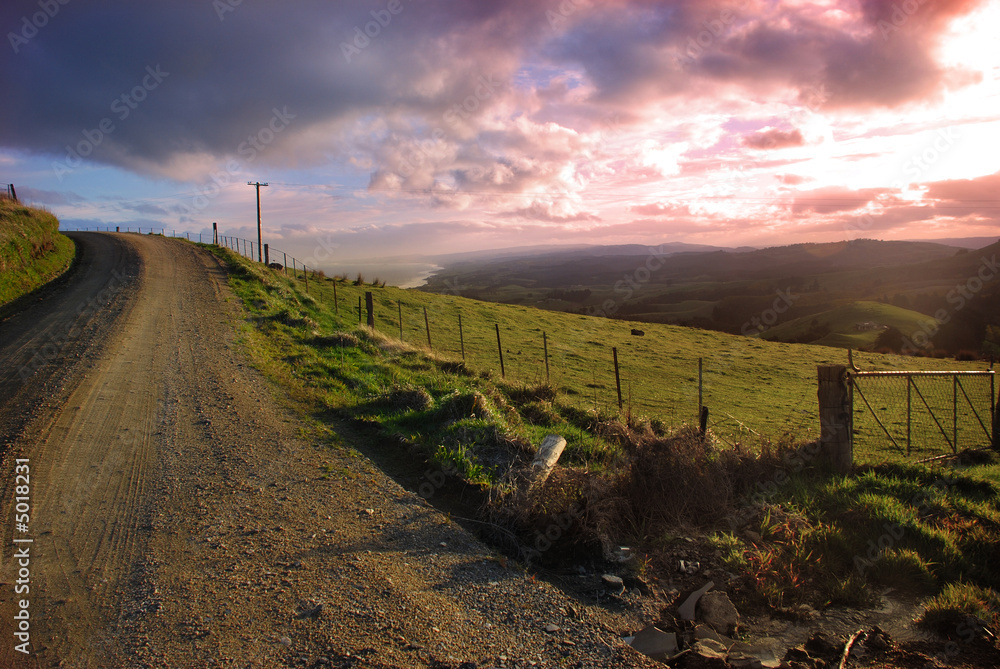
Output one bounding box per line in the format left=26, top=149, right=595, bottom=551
left=851, top=371, right=995, bottom=462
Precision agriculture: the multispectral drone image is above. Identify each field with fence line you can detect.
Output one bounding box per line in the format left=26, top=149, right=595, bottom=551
left=193, top=236, right=993, bottom=461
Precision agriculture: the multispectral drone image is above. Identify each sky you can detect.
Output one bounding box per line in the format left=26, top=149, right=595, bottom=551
left=2, top=0, right=999, bottom=275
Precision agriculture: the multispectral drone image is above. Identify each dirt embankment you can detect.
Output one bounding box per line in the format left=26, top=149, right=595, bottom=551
left=0, top=233, right=657, bottom=668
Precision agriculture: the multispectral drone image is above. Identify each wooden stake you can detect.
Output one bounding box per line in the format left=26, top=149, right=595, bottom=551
left=424, top=307, right=432, bottom=350
left=613, top=347, right=623, bottom=410
left=496, top=324, right=505, bottom=378
left=543, top=331, right=549, bottom=383
left=698, top=357, right=704, bottom=416
left=458, top=313, right=465, bottom=360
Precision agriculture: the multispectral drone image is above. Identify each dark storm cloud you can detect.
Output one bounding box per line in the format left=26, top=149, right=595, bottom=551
left=0, top=0, right=989, bottom=184
left=0, top=0, right=543, bottom=175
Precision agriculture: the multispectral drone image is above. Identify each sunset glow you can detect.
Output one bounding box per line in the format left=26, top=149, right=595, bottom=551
left=2, top=0, right=998, bottom=267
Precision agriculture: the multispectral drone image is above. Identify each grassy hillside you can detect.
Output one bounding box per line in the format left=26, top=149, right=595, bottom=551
left=210, top=245, right=988, bottom=462
left=0, top=200, right=75, bottom=306
left=760, top=300, right=937, bottom=348
left=422, top=239, right=1000, bottom=355
left=211, top=242, right=1000, bottom=630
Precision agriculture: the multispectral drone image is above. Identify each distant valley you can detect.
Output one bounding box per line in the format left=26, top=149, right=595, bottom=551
left=420, top=238, right=1000, bottom=357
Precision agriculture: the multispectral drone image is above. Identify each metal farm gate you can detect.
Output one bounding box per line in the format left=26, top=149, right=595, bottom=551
left=850, top=370, right=996, bottom=461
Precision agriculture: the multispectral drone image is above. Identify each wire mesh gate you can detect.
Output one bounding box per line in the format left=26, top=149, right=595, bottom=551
left=850, top=370, right=996, bottom=460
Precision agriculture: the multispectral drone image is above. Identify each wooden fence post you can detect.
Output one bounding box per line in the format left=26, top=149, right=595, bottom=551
left=365, top=291, right=374, bottom=328
left=333, top=279, right=339, bottom=314
left=818, top=365, right=853, bottom=473
left=543, top=331, right=549, bottom=384
left=496, top=324, right=505, bottom=378
left=424, top=307, right=433, bottom=350
left=264, top=244, right=269, bottom=266
left=698, top=357, right=704, bottom=417
left=613, top=347, right=623, bottom=411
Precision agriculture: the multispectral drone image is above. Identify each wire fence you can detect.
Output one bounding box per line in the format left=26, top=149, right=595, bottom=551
left=60, top=227, right=317, bottom=286
left=252, top=256, right=824, bottom=445
left=851, top=370, right=996, bottom=462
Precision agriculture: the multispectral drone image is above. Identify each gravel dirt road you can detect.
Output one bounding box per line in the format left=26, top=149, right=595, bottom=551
left=0, top=233, right=657, bottom=668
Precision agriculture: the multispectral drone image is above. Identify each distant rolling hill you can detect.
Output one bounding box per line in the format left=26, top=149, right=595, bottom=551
left=421, top=238, right=1000, bottom=356
left=758, top=301, right=938, bottom=349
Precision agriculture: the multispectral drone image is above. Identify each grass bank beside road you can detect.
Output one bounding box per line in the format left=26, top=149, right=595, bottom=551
left=0, top=200, right=75, bottom=307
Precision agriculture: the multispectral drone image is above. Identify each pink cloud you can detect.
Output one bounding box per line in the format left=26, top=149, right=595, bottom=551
left=926, top=170, right=1000, bottom=202
left=742, top=128, right=805, bottom=150
left=498, top=201, right=601, bottom=223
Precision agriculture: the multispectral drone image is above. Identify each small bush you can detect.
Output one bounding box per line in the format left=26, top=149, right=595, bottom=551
left=384, top=386, right=434, bottom=412
left=501, top=381, right=557, bottom=406
left=867, top=548, right=936, bottom=591
left=437, top=360, right=474, bottom=376
left=521, top=401, right=560, bottom=426
left=312, top=333, right=360, bottom=348
left=918, top=583, right=1000, bottom=634
left=437, top=390, right=492, bottom=420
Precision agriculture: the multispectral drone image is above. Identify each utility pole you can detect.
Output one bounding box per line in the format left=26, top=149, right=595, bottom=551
left=247, top=181, right=268, bottom=262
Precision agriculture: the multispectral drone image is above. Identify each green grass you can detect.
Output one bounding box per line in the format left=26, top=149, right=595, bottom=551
left=0, top=200, right=75, bottom=306
left=918, top=582, right=1000, bottom=633
left=712, top=456, right=1000, bottom=618
left=209, top=243, right=999, bottom=624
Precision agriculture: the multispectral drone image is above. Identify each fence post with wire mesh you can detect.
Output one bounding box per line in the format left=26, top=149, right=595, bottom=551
left=849, top=369, right=995, bottom=463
